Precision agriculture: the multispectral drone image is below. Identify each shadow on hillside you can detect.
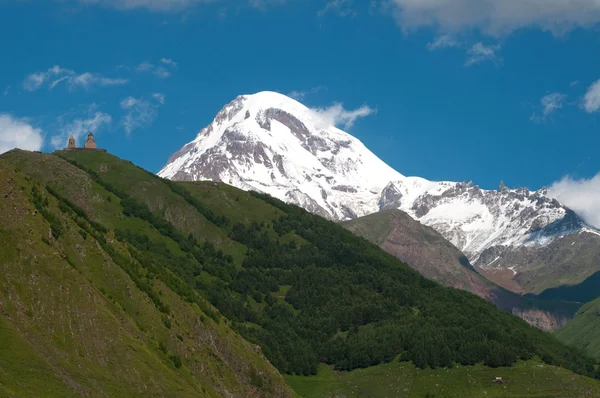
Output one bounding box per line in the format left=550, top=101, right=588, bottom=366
left=531, top=270, right=600, bottom=304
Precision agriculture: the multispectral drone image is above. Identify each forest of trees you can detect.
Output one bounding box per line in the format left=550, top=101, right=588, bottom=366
left=57, top=155, right=598, bottom=379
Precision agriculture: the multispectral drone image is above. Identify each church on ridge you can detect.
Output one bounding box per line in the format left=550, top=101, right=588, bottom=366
left=65, top=133, right=106, bottom=152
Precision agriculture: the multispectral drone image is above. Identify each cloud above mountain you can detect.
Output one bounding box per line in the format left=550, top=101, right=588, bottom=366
left=389, top=0, right=600, bottom=36
left=310, top=103, right=376, bottom=130
left=0, top=114, right=44, bottom=154
left=549, top=174, right=600, bottom=229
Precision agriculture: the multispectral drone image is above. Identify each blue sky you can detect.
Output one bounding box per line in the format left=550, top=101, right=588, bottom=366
left=0, top=0, right=599, bottom=215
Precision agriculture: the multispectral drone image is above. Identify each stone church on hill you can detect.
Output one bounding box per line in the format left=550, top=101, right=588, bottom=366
left=65, top=133, right=106, bottom=152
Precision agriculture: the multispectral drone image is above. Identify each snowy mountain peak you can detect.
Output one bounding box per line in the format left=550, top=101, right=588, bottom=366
left=159, top=92, right=594, bottom=275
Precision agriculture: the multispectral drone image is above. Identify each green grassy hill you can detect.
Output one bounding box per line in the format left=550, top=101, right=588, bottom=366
left=0, top=150, right=290, bottom=397
left=556, top=298, right=600, bottom=361
left=1, top=149, right=599, bottom=396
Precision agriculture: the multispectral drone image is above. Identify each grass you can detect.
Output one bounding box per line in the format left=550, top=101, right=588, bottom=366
left=556, top=298, right=600, bottom=360
left=1, top=149, right=598, bottom=397
left=286, top=359, right=600, bottom=398
left=0, top=315, right=77, bottom=397
left=0, top=152, right=292, bottom=397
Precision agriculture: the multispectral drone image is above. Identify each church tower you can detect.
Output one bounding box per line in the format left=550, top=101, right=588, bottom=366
left=68, top=136, right=76, bottom=149
left=84, top=133, right=97, bottom=149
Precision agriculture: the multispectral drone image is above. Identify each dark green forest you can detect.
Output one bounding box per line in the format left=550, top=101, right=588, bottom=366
left=55, top=153, right=598, bottom=378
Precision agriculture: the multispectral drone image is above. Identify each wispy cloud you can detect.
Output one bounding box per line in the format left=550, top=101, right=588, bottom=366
left=318, top=0, right=356, bottom=18
left=152, top=92, right=166, bottom=104
left=120, top=94, right=165, bottom=135
left=310, top=103, right=376, bottom=130
left=288, top=86, right=326, bottom=101
left=583, top=79, right=600, bottom=113
left=530, top=93, right=567, bottom=123
left=78, top=0, right=281, bottom=11
left=0, top=114, right=44, bottom=154
left=388, top=0, right=600, bottom=37
left=549, top=174, right=600, bottom=229
left=464, top=42, right=501, bottom=67
left=77, top=0, right=207, bottom=11
left=50, top=105, right=112, bottom=149
left=160, top=58, right=178, bottom=67
left=135, top=59, right=177, bottom=79
left=23, top=66, right=127, bottom=92
left=427, top=34, right=461, bottom=51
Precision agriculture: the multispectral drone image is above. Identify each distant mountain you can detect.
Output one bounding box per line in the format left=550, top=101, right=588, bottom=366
left=342, top=209, right=577, bottom=331
left=1, top=149, right=597, bottom=387
left=159, top=91, right=600, bottom=294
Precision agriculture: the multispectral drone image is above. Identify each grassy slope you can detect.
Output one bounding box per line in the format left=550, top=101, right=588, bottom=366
left=2, top=150, right=599, bottom=397
left=286, top=359, right=600, bottom=398
left=556, top=298, right=600, bottom=361
left=0, top=151, right=291, bottom=397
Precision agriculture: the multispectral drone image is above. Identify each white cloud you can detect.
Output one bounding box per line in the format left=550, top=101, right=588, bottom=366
left=248, top=0, right=286, bottom=11
left=135, top=61, right=154, bottom=72
left=389, top=0, right=600, bottom=37
left=78, top=0, right=279, bottom=11
left=120, top=94, right=165, bottom=134
left=549, top=174, right=600, bottom=229
left=310, top=103, right=376, bottom=130
left=152, top=92, right=166, bottom=104
left=464, top=42, right=501, bottom=66
left=135, top=59, right=176, bottom=79
left=583, top=79, right=600, bottom=113
left=531, top=93, right=567, bottom=122
left=160, top=58, right=178, bottom=67
left=541, top=93, right=567, bottom=116
left=318, top=0, right=356, bottom=18
left=427, top=34, right=461, bottom=50
left=77, top=0, right=206, bottom=11
left=288, top=86, right=326, bottom=101
left=23, top=66, right=127, bottom=92
left=0, top=114, right=44, bottom=154
left=50, top=106, right=112, bottom=149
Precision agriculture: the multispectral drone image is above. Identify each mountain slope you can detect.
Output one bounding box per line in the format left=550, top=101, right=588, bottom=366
left=342, top=209, right=577, bottom=331
left=2, top=149, right=599, bottom=395
left=159, top=91, right=600, bottom=294
left=0, top=150, right=291, bottom=397
left=342, top=209, right=489, bottom=294
left=555, top=298, right=600, bottom=360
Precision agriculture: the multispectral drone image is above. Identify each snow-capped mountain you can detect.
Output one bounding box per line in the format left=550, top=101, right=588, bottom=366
left=159, top=91, right=600, bottom=293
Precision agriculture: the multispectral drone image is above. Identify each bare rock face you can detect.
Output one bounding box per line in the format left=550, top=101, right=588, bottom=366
left=158, top=91, right=600, bottom=295
left=511, top=308, right=570, bottom=332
